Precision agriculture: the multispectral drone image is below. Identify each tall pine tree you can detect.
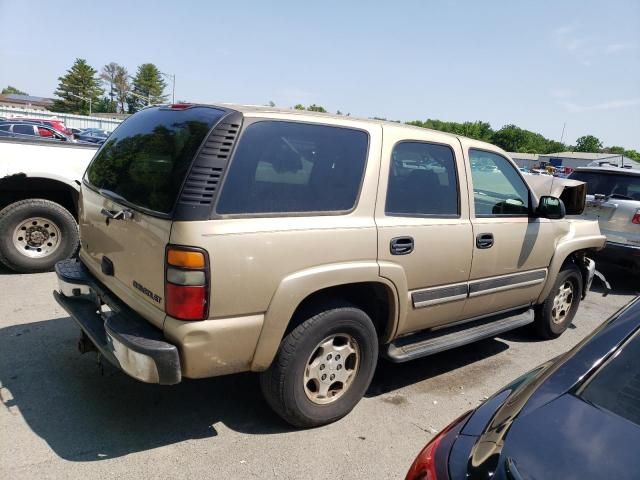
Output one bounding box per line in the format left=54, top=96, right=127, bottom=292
left=128, top=63, right=167, bottom=113
left=53, top=59, right=104, bottom=115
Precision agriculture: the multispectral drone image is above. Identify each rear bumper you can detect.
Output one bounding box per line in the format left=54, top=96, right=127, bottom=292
left=53, top=259, right=181, bottom=385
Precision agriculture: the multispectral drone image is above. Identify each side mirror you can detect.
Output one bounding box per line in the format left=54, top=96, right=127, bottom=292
left=537, top=196, right=565, bottom=219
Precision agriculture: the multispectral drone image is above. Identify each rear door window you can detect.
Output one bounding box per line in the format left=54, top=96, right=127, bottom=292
left=385, top=141, right=459, bottom=216
left=13, top=124, right=35, bottom=135
left=216, top=121, right=369, bottom=214
left=85, top=106, right=225, bottom=215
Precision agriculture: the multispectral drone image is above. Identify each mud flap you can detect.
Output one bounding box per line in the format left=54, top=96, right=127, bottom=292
left=593, top=269, right=611, bottom=297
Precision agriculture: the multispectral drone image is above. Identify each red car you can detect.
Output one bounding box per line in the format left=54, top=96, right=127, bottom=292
left=12, top=117, right=71, bottom=135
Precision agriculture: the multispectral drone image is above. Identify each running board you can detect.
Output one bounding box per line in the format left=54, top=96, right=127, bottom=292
left=386, top=309, right=534, bottom=362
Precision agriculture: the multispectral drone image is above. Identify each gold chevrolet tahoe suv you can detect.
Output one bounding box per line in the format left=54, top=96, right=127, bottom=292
left=53, top=104, right=605, bottom=427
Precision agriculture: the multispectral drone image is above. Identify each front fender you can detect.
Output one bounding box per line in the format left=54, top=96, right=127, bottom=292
left=537, top=220, right=605, bottom=302
left=250, top=261, right=399, bottom=371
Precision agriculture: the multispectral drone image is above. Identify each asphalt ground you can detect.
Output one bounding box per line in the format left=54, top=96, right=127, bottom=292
left=1, top=264, right=637, bottom=479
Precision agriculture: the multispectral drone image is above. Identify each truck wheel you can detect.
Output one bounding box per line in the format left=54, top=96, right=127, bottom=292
left=0, top=199, right=79, bottom=273
left=260, top=305, right=378, bottom=428
left=534, top=264, right=583, bottom=339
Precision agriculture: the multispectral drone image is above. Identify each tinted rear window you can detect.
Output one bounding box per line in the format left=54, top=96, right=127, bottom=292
left=570, top=171, right=640, bottom=200
left=85, top=106, right=225, bottom=214
left=580, top=331, right=640, bottom=426
left=216, top=121, right=369, bottom=214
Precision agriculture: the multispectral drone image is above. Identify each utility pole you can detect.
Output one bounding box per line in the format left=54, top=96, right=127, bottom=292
left=160, top=72, right=176, bottom=103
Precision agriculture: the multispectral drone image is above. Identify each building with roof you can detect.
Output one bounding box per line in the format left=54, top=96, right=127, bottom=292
left=0, top=93, right=54, bottom=111
left=508, top=151, right=639, bottom=170
left=539, top=152, right=639, bottom=169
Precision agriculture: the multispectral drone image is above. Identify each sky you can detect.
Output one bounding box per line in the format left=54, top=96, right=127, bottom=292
left=1, top=0, right=638, bottom=149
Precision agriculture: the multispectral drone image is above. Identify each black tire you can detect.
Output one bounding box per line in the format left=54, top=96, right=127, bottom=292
left=0, top=199, right=79, bottom=273
left=260, top=305, right=378, bottom=428
left=534, top=263, right=583, bottom=339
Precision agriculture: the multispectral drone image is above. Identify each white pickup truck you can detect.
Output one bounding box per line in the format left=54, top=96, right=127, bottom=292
left=0, top=137, right=98, bottom=273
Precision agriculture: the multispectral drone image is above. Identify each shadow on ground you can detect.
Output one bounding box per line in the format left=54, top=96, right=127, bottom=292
left=0, top=315, right=513, bottom=462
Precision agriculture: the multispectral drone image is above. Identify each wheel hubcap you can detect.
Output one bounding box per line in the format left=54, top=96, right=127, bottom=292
left=303, top=333, right=360, bottom=405
left=12, top=217, right=61, bottom=258
left=551, top=281, right=574, bottom=324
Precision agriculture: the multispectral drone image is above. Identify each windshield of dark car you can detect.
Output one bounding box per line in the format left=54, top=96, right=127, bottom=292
left=569, top=171, right=640, bottom=200
left=579, top=330, right=640, bottom=426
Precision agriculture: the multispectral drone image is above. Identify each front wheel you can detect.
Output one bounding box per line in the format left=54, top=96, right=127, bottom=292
left=260, top=305, right=378, bottom=428
left=534, top=264, right=583, bottom=339
left=0, top=199, right=79, bottom=273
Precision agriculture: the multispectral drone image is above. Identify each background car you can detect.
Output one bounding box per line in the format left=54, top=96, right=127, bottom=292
left=74, top=128, right=110, bottom=144
left=569, top=166, right=640, bottom=274
left=406, top=296, right=640, bottom=480
left=10, top=117, right=71, bottom=135
left=0, top=121, right=74, bottom=142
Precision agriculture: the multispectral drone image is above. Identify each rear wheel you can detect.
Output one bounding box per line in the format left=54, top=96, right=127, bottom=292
left=0, top=199, right=79, bottom=273
left=260, top=305, right=378, bottom=428
left=534, top=264, right=583, bottom=339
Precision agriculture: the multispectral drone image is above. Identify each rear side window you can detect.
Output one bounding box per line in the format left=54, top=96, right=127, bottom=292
left=385, top=141, right=459, bottom=216
left=85, top=106, right=225, bottom=215
left=580, top=331, right=640, bottom=426
left=216, top=121, right=369, bottom=214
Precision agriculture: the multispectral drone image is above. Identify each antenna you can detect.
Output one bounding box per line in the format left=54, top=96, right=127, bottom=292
left=560, top=122, right=566, bottom=144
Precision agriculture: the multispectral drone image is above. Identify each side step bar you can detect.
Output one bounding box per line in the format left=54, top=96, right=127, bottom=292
left=386, top=309, right=534, bottom=362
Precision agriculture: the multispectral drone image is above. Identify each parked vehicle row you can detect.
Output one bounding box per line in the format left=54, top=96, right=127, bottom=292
left=52, top=103, right=605, bottom=429
left=0, top=118, right=111, bottom=144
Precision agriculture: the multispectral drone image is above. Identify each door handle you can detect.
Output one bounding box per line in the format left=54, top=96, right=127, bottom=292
left=390, top=236, right=414, bottom=255
left=476, top=233, right=494, bottom=249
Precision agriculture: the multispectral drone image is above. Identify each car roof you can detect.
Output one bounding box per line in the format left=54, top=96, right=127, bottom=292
left=574, top=166, right=640, bottom=176
left=180, top=102, right=489, bottom=146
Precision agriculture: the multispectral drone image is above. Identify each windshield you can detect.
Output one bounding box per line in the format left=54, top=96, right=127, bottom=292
left=569, top=171, right=640, bottom=200
left=579, top=330, right=640, bottom=426
left=85, top=106, right=225, bottom=215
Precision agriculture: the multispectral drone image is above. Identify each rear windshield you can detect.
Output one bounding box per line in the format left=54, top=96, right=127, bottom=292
left=569, top=171, right=640, bottom=200
left=85, top=106, right=225, bottom=214
left=580, top=330, right=640, bottom=426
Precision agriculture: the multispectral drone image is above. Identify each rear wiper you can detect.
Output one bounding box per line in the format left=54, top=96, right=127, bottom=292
left=608, top=193, right=633, bottom=200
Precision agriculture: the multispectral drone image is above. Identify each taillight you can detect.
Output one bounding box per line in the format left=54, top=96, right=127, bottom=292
left=405, top=411, right=471, bottom=480
left=165, top=246, right=209, bottom=320
left=632, top=209, right=640, bottom=225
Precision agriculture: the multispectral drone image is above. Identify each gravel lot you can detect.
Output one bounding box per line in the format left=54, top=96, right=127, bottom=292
left=1, top=264, right=637, bottom=479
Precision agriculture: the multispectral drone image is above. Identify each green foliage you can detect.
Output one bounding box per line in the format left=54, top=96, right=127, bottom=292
left=293, top=104, right=305, bottom=110
left=492, top=124, right=566, bottom=154
left=99, top=62, right=121, bottom=113
left=606, top=146, right=625, bottom=155
left=624, top=150, right=640, bottom=161
left=306, top=104, right=327, bottom=112
left=113, top=65, right=130, bottom=114
left=93, top=97, right=114, bottom=113
left=52, top=58, right=104, bottom=115
left=2, top=85, right=28, bottom=95
left=128, top=63, right=167, bottom=113
left=407, top=119, right=493, bottom=142
left=575, top=135, right=603, bottom=153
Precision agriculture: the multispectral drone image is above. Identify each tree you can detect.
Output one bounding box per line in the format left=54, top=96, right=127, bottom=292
left=113, top=65, right=130, bottom=113
left=100, top=62, right=122, bottom=113
left=267, top=100, right=275, bottom=107
left=575, top=135, right=603, bottom=153
left=128, top=63, right=167, bottom=113
left=2, top=85, right=27, bottom=95
left=307, top=104, right=327, bottom=113
left=293, top=104, right=305, bottom=110
left=624, top=150, right=640, bottom=161
left=52, top=58, right=104, bottom=115
left=606, top=146, right=625, bottom=155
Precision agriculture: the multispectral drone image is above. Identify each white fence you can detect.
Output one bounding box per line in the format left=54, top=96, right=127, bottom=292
left=0, top=106, right=123, bottom=132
